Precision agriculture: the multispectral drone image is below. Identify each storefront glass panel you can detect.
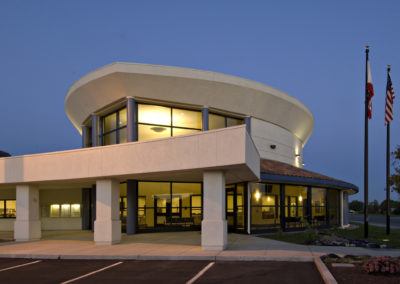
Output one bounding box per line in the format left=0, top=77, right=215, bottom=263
left=138, top=104, right=171, bottom=125
left=250, top=183, right=280, bottom=231
left=138, top=124, right=171, bottom=141
left=312, top=187, right=327, bottom=226
left=209, top=113, right=226, bottom=130
left=5, top=200, right=16, bottom=218
left=137, top=181, right=202, bottom=231
left=236, top=183, right=245, bottom=230
left=172, top=108, right=202, bottom=129
left=327, top=189, right=340, bottom=226
left=284, top=186, right=307, bottom=229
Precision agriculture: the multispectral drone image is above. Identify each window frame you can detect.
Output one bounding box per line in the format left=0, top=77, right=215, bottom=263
left=0, top=199, right=16, bottom=218
left=100, top=107, right=128, bottom=146
left=137, top=103, right=202, bottom=140
left=209, top=112, right=244, bottom=130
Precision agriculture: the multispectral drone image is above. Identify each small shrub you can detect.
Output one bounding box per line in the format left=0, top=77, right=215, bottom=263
left=363, top=256, right=400, bottom=275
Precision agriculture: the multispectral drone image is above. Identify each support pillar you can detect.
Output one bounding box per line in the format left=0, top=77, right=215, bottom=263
left=91, top=114, right=100, bottom=147
left=279, top=184, right=286, bottom=231
left=126, top=180, right=138, bottom=235
left=202, top=107, right=209, bottom=131
left=201, top=171, right=227, bottom=250
left=81, top=125, right=90, bottom=148
left=94, top=179, right=121, bottom=244
left=127, top=97, right=138, bottom=142
left=91, top=184, right=96, bottom=231
left=81, top=188, right=92, bottom=230
left=14, top=185, right=41, bottom=241
left=244, top=116, right=251, bottom=134
left=307, top=186, right=312, bottom=224
left=340, top=191, right=349, bottom=228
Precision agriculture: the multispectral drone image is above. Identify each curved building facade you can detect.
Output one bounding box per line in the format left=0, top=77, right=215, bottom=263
left=0, top=63, right=357, bottom=250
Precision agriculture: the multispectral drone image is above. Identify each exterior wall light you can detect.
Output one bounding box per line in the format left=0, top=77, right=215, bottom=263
left=254, top=190, right=261, bottom=202
left=298, top=195, right=303, bottom=202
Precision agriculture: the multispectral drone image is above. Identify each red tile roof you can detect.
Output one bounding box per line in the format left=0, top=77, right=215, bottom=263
left=260, top=159, right=358, bottom=192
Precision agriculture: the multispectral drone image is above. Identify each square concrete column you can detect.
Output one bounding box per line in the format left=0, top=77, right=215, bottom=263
left=126, top=180, right=138, bottom=235
left=201, top=171, right=227, bottom=250
left=14, top=185, right=41, bottom=241
left=340, top=191, right=349, bottom=228
left=94, top=179, right=121, bottom=244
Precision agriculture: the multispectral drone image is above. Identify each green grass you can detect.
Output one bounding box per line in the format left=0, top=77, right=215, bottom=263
left=263, top=224, right=400, bottom=248
left=332, top=224, right=400, bottom=248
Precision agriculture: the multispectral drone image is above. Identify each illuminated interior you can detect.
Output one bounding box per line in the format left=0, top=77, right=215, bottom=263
left=100, top=103, right=244, bottom=145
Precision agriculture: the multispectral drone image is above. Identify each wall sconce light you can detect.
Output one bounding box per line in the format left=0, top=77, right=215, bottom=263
left=254, top=190, right=261, bottom=202
left=270, top=145, right=276, bottom=150
left=298, top=195, right=303, bottom=202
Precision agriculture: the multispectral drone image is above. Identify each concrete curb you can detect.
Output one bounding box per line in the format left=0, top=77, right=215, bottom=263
left=0, top=254, right=315, bottom=262
left=314, top=257, right=337, bottom=284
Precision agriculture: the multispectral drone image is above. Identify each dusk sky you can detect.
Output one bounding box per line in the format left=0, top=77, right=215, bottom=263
left=0, top=1, right=399, bottom=202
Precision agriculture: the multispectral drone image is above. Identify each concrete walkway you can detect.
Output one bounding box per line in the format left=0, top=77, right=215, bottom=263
left=0, top=231, right=399, bottom=261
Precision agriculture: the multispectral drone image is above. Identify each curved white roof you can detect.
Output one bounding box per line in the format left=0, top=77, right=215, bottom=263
left=65, top=62, right=314, bottom=143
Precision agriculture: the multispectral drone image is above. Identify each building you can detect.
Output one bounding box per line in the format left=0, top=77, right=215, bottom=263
left=0, top=63, right=357, bottom=250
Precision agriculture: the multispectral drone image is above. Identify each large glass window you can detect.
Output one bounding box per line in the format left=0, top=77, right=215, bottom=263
left=44, top=203, right=81, bottom=218
left=0, top=200, right=16, bottom=218
left=97, top=103, right=245, bottom=146
left=209, top=113, right=243, bottom=130
left=250, top=183, right=280, bottom=231
left=101, top=108, right=127, bottom=145
left=172, top=108, right=202, bottom=129
left=284, top=186, right=307, bottom=228
left=138, top=181, right=202, bottom=230
left=226, top=183, right=245, bottom=231
left=138, top=104, right=202, bottom=141
left=327, top=189, right=340, bottom=226
left=312, top=187, right=327, bottom=226
left=138, top=105, right=171, bottom=125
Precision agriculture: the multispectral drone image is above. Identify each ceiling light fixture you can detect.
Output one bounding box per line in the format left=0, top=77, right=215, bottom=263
left=151, top=126, right=167, bottom=133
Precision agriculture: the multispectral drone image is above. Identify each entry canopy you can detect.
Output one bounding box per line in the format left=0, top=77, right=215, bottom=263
left=0, top=126, right=260, bottom=188
left=260, top=159, right=358, bottom=193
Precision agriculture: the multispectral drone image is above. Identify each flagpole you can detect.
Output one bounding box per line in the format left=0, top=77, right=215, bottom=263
left=364, top=46, right=369, bottom=239
left=386, top=64, right=391, bottom=235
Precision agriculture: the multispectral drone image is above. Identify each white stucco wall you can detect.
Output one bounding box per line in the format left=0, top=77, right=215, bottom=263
left=0, top=126, right=259, bottom=186
left=0, top=219, right=14, bottom=231
left=250, top=118, right=303, bottom=166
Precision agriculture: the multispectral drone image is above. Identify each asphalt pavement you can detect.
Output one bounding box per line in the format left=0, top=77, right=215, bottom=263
left=0, top=259, right=323, bottom=284
left=350, top=213, right=400, bottom=229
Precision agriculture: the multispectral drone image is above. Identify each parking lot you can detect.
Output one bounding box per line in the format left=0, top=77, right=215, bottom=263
left=0, top=258, right=323, bottom=284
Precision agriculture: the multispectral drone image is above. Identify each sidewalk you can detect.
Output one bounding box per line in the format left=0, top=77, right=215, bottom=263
left=0, top=231, right=399, bottom=261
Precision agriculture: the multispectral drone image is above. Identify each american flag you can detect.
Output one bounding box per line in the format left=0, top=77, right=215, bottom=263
left=385, top=70, right=395, bottom=125
left=367, top=60, right=374, bottom=119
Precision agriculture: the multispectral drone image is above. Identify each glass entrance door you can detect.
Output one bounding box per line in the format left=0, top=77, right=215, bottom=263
left=226, top=187, right=236, bottom=231
left=226, top=184, right=245, bottom=232
left=154, top=195, right=181, bottom=226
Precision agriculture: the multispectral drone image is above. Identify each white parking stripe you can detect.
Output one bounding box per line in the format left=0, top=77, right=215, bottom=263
left=0, top=260, right=42, bottom=272
left=60, top=261, right=123, bottom=284
left=186, top=262, right=215, bottom=284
